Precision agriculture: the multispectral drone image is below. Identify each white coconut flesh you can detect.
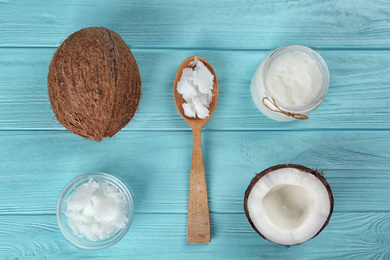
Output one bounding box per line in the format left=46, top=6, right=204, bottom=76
left=246, top=167, right=331, bottom=245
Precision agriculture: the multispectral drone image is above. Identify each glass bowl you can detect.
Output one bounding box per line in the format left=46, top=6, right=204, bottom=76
left=56, top=172, right=134, bottom=249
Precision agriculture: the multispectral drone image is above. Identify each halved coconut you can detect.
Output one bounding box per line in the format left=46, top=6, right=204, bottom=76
left=244, top=164, right=333, bottom=246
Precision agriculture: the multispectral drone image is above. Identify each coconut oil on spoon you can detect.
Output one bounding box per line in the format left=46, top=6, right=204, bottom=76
left=174, top=56, right=218, bottom=243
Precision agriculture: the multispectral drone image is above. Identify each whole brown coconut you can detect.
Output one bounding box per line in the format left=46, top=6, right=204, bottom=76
left=48, top=27, right=141, bottom=142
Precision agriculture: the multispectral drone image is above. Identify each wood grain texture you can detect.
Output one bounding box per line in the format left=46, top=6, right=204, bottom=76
left=1, top=0, right=390, bottom=258
left=173, top=56, right=219, bottom=243
left=0, top=130, right=389, bottom=215
left=187, top=128, right=211, bottom=243
left=0, top=213, right=389, bottom=259
left=1, top=48, right=390, bottom=130
left=1, top=0, right=390, bottom=49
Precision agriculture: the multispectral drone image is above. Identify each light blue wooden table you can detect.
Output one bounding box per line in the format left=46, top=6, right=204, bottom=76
left=1, top=0, right=390, bottom=259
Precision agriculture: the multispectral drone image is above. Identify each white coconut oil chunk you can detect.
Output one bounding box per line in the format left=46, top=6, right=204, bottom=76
left=65, top=180, right=128, bottom=241
left=177, top=58, right=214, bottom=119
left=247, top=168, right=331, bottom=245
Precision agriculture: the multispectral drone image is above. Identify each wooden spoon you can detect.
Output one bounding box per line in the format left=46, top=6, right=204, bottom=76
left=174, top=56, right=218, bottom=243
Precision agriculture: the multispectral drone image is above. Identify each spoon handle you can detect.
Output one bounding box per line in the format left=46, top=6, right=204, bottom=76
left=187, top=128, right=211, bottom=243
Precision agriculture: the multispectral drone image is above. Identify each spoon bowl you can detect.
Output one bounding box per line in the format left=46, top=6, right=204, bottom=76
left=174, top=56, right=219, bottom=128
left=174, top=56, right=218, bottom=243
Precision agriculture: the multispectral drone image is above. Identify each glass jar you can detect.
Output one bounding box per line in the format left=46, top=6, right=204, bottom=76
left=250, top=45, right=329, bottom=122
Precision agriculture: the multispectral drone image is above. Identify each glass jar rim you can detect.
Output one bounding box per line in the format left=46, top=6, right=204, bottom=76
left=263, top=45, right=329, bottom=113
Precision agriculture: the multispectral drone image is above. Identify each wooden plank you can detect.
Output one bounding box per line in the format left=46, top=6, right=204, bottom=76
left=1, top=1, right=389, bottom=259
left=1, top=0, right=390, bottom=49
left=0, top=213, right=389, bottom=259
left=0, top=130, right=389, bottom=215
left=1, top=48, right=390, bottom=131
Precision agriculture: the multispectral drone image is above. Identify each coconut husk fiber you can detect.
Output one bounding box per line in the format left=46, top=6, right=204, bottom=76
left=48, top=27, right=141, bottom=142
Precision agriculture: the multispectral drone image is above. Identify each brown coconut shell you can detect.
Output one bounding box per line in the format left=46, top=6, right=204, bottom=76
left=48, top=27, right=141, bottom=142
left=244, top=164, right=334, bottom=246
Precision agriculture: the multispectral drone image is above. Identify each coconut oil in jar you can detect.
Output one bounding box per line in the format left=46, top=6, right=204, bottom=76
left=250, top=45, right=329, bottom=122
